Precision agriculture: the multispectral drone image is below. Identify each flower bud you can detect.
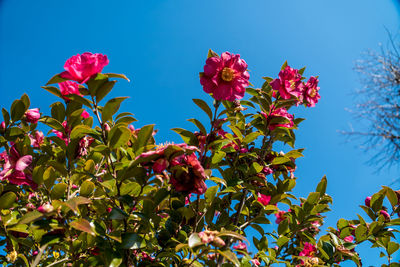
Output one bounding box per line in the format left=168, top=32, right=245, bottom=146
left=25, top=108, right=40, bottom=124
left=365, top=196, right=371, bottom=207
left=0, top=121, right=5, bottom=133
left=103, top=123, right=111, bottom=132
left=37, top=203, right=54, bottom=213
left=7, top=250, right=17, bottom=262
left=379, top=210, right=390, bottom=221
left=212, top=236, right=226, bottom=247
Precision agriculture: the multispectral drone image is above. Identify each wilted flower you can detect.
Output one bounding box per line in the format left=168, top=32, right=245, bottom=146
left=198, top=230, right=225, bottom=247
left=60, top=52, right=109, bottom=83
left=29, top=131, right=44, bottom=148
left=250, top=259, right=261, bottom=266
left=275, top=210, right=287, bottom=224
left=37, top=202, right=54, bottom=213
left=233, top=241, right=247, bottom=251
left=52, top=121, right=70, bottom=145
left=25, top=108, right=40, bottom=124
left=200, top=51, right=249, bottom=101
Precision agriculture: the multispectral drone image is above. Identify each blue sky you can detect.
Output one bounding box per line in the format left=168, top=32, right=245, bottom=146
left=1, top=0, right=400, bottom=265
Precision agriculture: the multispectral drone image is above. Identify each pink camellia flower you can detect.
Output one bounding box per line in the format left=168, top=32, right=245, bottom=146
left=60, top=52, right=109, bottom=83
left=233, top=241, right=247, bottom=251
left=262, top=106, right=294, bottom=131
left=0, top=145, right=36, bottom=188
left=299, top=242, right=316, bottom=257
left=270, top=65, right=303, bottom=100
left=257, top=193, right=271, bottom=206
left=153, top=158, right=169, bottom=173
left=302, top=76, right=320, bottom=107
left=250, top=259, right=261, bottom=266
left=379, top=210, right=391, bottom=221
left=275, top=210, right=287, bottom=224
left=29, top=131, right=44, bottom=148
left=200, top=51, right=250, bottom=101
left=76, top=136, right=94, bottom=157
left=344, top=236, right=354, bottom=243
left=25, top=108, right=40, bottom=124
left=52, top=121, right=70, bottom=145
left=81, top=110, right=90, bottom=119
left=170, top=153, right=207, bottom=194
left=58, top=81, right=81, bottom=101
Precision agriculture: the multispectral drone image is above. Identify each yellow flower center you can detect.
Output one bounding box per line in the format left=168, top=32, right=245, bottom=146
left=289, top=80, right=296, bottom=89
left=221, top=67, right=235, bottom=82
left=309, top=89, right=317, bottom=98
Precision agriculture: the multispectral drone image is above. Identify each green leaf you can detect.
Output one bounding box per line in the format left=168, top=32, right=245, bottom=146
left=383, top=186, right=399, bottom=207
left=217, top=231, right=249, bottom=244
left=51, top=183, right=67, bottom=199
left=18, top=210, right=43, bottom=225
left=133, top=124, right=154, bottom=151
left=207, top=49, right=219, bottom=59
left=187, top=118, right=207, bottom=135
left=0, top=192, right=17, bottom=209
left=271, top=156, right=290, bottom=165
left=20, top=94, right=30, bottom=109
left=217, top=250, right=240, bottom=267
left=188, top=233, right=203, bottom=248
left=70, top=125, right=96, bottom=139
left=370, top=192, right=385, bottom=212
left=39, top=116, right=64, bottom=132
left=228, top=125, right=243, bottom=140
left=64, top=196, right=91, bottom=213
left=211, top=151, right=226, bottom=165
left=46, top=73, right=67, bottom=85
left=70, top=218, right=95, bottom=236
left=80, top=180, right=95, bottom=196
left=306, top=192, right=320, bottom=205
left=171, top=128, right=198, bottom=146
left=96, top=80, right=117, bottom=103
left=110, top=257, right=123, bottom=267
left=316, top=176, right=327, bottom=195
left=277, top=236, right=289, bottom=247
left=205, top=186, right=218, bottom=204
left=42, top=86, right=64, bottom=99
left=243, top=132, right=261, bottom=144
left=193, top=99, right=213, bottom=120
left=50, top=102, right=66, bottom=122
left=105, top=73, right=130, bottom=81
left=108, top=126, right=131, bottom=149
left=11, top=100, right=26, bottom=121
left=387, top=241, right=400, bottom=255
left=8, top=127, right=25, bottom=137
left=67, top=94, right=93, bottom=109
left=355, top=225, right=368, bottom=242
left=109, top=208, right=129, bottom=220
left=121, top=233, right=146, bottom=249
left=102, top=97, right=128, bottom=122
left=2, top=108, right=10, bottom=125
left=120, top=182, right=141, bottom=196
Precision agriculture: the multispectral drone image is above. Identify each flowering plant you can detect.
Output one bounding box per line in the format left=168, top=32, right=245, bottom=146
left=0, top=50, right=398, bottom=266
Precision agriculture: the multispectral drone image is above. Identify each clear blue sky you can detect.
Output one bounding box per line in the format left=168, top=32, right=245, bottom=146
left=1, top=0, right=399, bottom=265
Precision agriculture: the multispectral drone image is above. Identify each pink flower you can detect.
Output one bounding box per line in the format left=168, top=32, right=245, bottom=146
left=270, top=65, right=303, bottom=99
left=81, top=110, right=90, bottom=119
left=379, top=210, right=391, bottom=221
left=233, top=241, right=247, bottom=251
left=29, top=131, right=44, bottom=148
left=250, top=259, right=261, bottom=266
left=344, top=236, right=354, bottom=242
left=200, top=51, right=250, bottom=101
left=153, top=158, right=169, bottom=173
left=302, top=76, right=320, bottom=107
left=58, top=81, right=81, bottom=101
left=275, top=210, right=287, bottom=224
left=0, top=121, right=5, bottom=132
left=257, top=193, right=271, bottom=206
left=299, top=243, right=317, bottom=261
left=60, top=52, right=109, bottom=84
left=365, top=196, right=371, bottom=207
left=52, top=121, right=70, bottom=145
left=76, top=136, right=94, bottom=157
left=37, top=203, right=54, bottom=213
left=262, top=166, right=274, bottom=175
left=25, top=108, right=40, bottom=124
left=0, top=145, right=36, bottom=188
left=262, top=106, right=294, bottom=131
left=170, top=153, right=207, bottom=194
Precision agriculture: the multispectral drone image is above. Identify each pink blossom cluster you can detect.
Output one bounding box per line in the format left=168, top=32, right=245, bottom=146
left=270, top=65, right=320, bottom=107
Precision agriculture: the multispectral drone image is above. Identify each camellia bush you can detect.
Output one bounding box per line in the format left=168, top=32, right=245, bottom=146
left=0, top=50, right=399, bottom=267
